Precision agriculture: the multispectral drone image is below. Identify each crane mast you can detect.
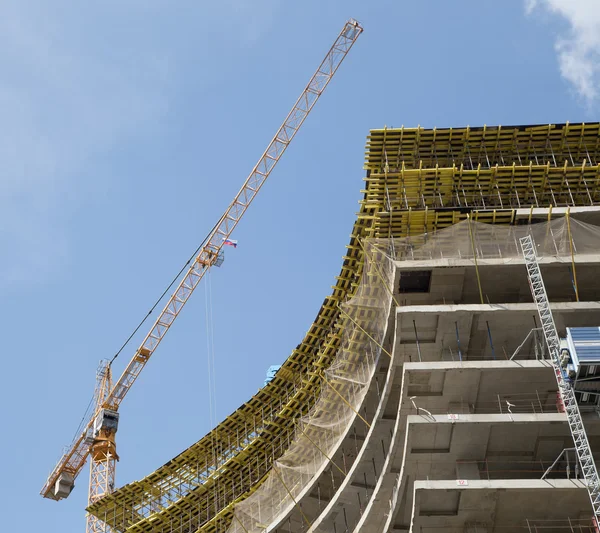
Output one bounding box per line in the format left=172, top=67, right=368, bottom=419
left=40, top=18, right=363, bottom=532
left=87, top=361, right=118, bottom=533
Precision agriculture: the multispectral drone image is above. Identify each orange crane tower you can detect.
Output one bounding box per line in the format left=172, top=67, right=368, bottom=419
left=40, top=18, right=363, bottom=533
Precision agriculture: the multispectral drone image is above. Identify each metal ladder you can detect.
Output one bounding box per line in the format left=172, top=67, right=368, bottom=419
left=520, top=235, right=600, bottom=520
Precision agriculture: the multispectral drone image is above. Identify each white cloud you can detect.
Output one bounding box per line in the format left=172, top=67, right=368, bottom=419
left=526, top=0, right=600, bottom=105
left=525, top=0, right=538, bottom=15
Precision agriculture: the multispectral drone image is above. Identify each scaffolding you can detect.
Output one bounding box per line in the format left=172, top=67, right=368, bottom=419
left=365, top=123, right=600, bottom=171
left=87, top=123, right=600, bottom=532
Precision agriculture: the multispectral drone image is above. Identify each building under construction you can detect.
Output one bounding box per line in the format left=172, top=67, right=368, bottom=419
left=83, top=122, right=600, bottom=533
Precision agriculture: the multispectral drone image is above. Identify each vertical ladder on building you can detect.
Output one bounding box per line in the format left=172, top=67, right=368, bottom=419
left=520, top=235, right=600, bottom=520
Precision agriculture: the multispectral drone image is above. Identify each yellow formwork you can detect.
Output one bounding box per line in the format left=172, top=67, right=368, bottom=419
left=88, top=123, right=600, bottom=533
left=365, top=123, right=600, bottom=171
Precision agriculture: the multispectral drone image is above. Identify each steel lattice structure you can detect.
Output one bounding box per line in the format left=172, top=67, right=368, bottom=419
left=85, top=122, right=600, bottom=533
left=521, top=234, right=600, bottom=520
left=87, top=362, right=117, bottom=533
left=41, top=17, right=363, bottom=533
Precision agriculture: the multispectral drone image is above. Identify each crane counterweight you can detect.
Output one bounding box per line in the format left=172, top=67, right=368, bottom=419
left=54, top=472, right=75, bottom=500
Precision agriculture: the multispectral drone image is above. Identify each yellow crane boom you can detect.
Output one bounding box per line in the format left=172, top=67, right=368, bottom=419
left=40, top=18, right=363, bottom=520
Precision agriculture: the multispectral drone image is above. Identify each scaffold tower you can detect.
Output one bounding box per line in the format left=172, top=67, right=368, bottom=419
left=521, top=234, right=600, bottom=520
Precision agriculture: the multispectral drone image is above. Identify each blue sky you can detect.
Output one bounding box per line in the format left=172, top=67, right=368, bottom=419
left=2, top=1, right=598, bottom=531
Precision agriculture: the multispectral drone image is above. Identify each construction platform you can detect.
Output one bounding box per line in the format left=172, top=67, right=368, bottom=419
left=88, top=123, right=600, bottom=533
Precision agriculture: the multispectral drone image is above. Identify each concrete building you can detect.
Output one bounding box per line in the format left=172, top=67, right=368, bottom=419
left=89, top=123, right=600, bottom=533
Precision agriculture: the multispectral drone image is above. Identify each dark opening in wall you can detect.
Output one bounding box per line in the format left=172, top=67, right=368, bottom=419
left=399, top=270, right=432, bottom=293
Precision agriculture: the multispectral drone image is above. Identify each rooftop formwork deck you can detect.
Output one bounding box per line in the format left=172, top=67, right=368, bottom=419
left=89, top=123, right=600, bottom=533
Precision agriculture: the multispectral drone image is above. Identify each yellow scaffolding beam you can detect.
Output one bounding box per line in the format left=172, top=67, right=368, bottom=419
left=88, top=123, right=600, bottom=533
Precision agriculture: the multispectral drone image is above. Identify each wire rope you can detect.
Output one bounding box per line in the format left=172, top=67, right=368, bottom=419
left=70, top=393, right=96, bottom=445
left=205, top=271, right=215, bottom=430
left=108, top=215, right=225, bottom=366
left=204, top=269, right=221, bottom=518
left=208, top=270, right=218, bottom=428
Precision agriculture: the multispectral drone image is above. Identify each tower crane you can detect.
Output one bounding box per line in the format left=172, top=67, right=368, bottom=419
left=40, top=18, right=363, bottom=533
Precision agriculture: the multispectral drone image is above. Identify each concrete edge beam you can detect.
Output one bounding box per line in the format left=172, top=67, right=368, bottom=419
left=393, top=254, right=600, bottom=271
left=404, top=360, right=554, bottom=371
left=413, top=478, right=587, bottom=491
left=396, top=301, right=600, bottom=315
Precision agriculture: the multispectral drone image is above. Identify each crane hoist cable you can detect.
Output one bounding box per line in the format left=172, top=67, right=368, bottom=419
left=209, top=273, right=217, bottom=428
left=205, top=269, right=221, bottom=519
left=205, top=269, right=218, bottom=430
left=205, top=274, right=214, bottom=429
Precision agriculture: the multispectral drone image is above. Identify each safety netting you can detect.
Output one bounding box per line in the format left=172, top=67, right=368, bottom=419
left=226, top=215, right=600, bottom=533
left=87, top=215, right=600, bottom=533
left=381, top=216, right=600, bottom=263
left=225, top=239, right=396, bottom=533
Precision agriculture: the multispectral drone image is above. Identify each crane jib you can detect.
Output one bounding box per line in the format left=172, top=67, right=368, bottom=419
left=40, top=18, right=363, bottom=502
